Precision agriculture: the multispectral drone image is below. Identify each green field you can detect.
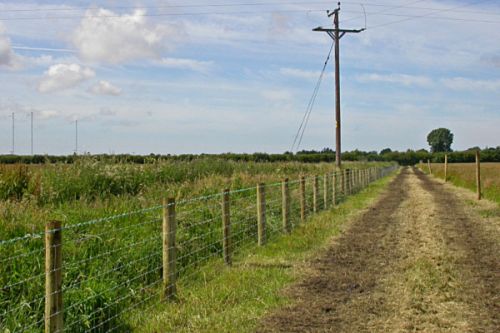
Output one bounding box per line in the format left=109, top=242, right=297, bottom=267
left=421, top=162, right=500, bottom=204
left=0, top=158, right=394, bottom=332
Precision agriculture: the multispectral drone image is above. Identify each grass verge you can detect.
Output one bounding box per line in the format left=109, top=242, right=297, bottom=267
left=130, top=172, right=397, bottom=332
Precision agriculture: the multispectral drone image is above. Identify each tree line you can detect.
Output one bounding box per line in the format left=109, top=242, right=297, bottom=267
left=0, top=146, right=499, bottom=166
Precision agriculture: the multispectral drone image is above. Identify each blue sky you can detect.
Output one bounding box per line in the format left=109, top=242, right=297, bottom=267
left=0, top=0, right=499, bottom=155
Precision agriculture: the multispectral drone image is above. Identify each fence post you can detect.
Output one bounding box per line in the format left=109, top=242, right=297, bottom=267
left=323, top=173, right=329, bottom=209
left=354, top=169, right=358, bottom=191
left=162, top=198, right=177, bottom=300
left=345, top=169, right=350, bottom=196
left=45, top=220, right=63, bottom=333
left=282, top=179, right=291, bottom=234
left=313, top=176, right=319, bottom=213
left=300, top=176, right=306, bottom=223
left=222, top=189, right=231, bottom=265
left=257, top=183, right=266, bottom=245
left=356, top=169, right=360, bottom=191
left=427, top=159, right=432, bottom=175
left=476, top=151, right=481, bottom=200
left=444, top=154, right=448, bottom=182
left=332, top=172, right=337, bottom=206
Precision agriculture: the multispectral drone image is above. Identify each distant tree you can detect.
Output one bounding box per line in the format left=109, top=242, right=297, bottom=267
left=427, top=128, right=454, bottom=152
left=380, top=148, right=392, bottom=155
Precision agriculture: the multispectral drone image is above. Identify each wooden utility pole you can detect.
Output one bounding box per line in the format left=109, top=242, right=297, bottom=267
left=313, top=3, right=364, bottom=168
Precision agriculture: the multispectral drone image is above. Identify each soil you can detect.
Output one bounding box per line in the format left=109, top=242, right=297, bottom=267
left=257, top=167, right=499, bottom=333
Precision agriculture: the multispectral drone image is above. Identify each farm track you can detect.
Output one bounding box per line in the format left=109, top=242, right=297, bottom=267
left=257, top=167, right=499, bottom=333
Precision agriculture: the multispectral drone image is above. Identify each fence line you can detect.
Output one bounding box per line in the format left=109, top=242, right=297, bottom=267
left=0, top=165, right=398, bottom=332
left=420, top=152, right=483, bottom=200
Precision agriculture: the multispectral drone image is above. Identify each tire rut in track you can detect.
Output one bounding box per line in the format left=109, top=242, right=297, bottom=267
left=257, top=168, right=411, bottom=332
left=413, top=167, right=499, bottom=331
left=257, top=167, right=500, bottom=333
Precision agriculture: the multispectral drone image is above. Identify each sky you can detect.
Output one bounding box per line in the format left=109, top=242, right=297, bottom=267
left=0, top=0, right=499, bottom=155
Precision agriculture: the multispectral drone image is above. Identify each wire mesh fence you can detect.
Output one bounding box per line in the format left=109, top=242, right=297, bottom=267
left=0, top=165, right=398, bottom=332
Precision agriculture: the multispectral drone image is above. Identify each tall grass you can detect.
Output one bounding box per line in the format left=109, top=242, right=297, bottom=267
left=422, top=162, right=500, bottom=204
left=0, top=159, right=393, bottom=332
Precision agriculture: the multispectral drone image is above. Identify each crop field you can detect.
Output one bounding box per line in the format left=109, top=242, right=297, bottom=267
left=0, top=159, right=393, bottom=331
left=423, top=162, right=500, bottom=204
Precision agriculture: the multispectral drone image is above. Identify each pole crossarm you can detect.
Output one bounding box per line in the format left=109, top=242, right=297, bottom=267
left=313, top=27, right=365, bottom=33
left=313, top=27, right=364, bottom=40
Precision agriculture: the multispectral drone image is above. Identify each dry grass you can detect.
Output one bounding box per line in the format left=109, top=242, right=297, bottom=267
left=259, top=167, right=499, bottom=332
left=423, top=162, right=500, bottom=204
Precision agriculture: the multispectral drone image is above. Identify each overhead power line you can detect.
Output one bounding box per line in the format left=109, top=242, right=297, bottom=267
left=1, top=6, right=499, bottom=25
left=368, top=0, right=495, bottom=29
left=291, top=42, right=334, bottom=153
left=0, top=1, right=337, bottom=12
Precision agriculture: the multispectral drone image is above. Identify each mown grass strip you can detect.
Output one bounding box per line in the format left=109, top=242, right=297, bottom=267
left=130, top=172, right=397, bottom=332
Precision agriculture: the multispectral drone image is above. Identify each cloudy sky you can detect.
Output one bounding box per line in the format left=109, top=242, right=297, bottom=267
left=0, top=0, right=499, bottom=155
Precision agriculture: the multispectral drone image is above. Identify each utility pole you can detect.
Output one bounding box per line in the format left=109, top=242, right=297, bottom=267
left=30, top=112, right=34, bottom=155
left=313, top=2, right=364, bottom=169
left=11, top=112, right=14, bottom=155
left=75, top=119, right=78, bottom=154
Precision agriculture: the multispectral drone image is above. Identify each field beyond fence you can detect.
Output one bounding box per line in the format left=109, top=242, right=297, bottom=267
left=1, top=165, right=397, bottom=332
left=419, top=161, right=500, bottom=204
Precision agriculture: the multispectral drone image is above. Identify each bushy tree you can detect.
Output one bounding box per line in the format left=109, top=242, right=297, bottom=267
left=427, top=128, right=453, bottom=152
left=380, top=148, right=392, bottom=155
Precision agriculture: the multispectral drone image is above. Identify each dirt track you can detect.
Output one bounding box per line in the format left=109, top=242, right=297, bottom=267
left=258, top=167, right=499, bottom=333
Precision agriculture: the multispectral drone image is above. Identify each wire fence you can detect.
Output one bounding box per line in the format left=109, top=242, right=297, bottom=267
left=0, top=165, right=398, bottom=332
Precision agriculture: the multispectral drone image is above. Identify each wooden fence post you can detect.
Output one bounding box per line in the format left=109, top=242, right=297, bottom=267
left=45, top=220, right=63, bottom=333
left=222, top=189, right=231, bottom=265
left=282, top=179, right=291, bottom=234
left=162, top=198, right=177, bottom=300
left=332, top=172, right=337, bottom=206
left=300, top=176, right=306, bottom=223
left=444, top=154, right=448, bottom=182
left=476, top=151, right=481, bottom=200
left=313, top=176, right=319, bottom=213
left=427, top=159, right=432, bottom=175
left=323, top=174, right=329, bottom=209
left=257, top=183, right=266, bottom=245
left=345, top=169, right=350, bottom=196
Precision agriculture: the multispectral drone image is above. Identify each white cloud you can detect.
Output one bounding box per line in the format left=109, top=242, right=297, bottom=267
left=89, top=80, right=122, bottom=96
left=280, top=68, right=322, bottom=80
left=0, top=24, right=19, bottom=69
left=38, top=63, right=95, bottom=93
left=73, top=9, right=178, bottom=64
left=441, top=77, right=500, bottom=92
left=39, top=110, right=59, bottom=119
left=99, top=107, right=117, bottom=116
left=356, top=73, right=433, bottom=87
left=159, top=57, right=214, bottom=73
left=261, top=89, right=293, bottom=102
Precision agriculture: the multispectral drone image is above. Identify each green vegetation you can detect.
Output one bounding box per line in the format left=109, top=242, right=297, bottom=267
left=422, top=162, right=500, bottom=204
left=427, top=128, right=454, bottom=152
left=132, top=172, right=396, bottom=332
left=2, top=146, right=499, bottom=167
left=0, top=159, right=393, bottom=331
